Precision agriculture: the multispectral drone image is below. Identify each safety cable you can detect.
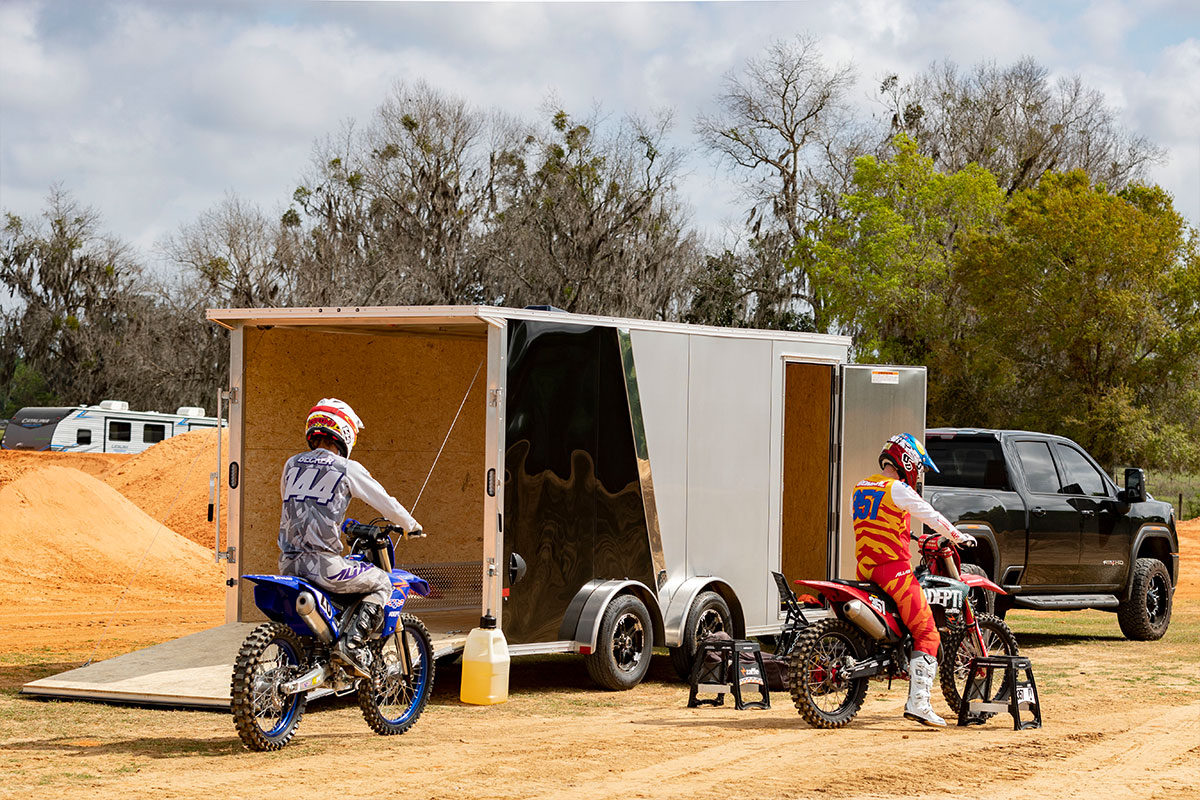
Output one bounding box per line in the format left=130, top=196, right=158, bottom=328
left=412, top=356, right=485, bottom=513
left=83, top=442, right=211, bottom=667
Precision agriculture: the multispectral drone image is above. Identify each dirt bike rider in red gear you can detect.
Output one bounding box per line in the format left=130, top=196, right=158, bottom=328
left=852, top=433, right=976, bottom=727
left=277, top=398, right=423, bottom=676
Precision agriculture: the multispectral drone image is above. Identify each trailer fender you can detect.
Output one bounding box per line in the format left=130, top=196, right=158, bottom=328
left=558, top=580, right=665, bottom=653
left=661, top=577, right=745, bottom=648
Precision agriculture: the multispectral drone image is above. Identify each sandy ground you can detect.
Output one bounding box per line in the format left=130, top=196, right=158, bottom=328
left=1, top=446, right=1197, bottom=799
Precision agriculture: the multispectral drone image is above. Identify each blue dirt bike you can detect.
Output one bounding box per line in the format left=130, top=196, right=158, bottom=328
left=231, top=519, right=435, bottom=751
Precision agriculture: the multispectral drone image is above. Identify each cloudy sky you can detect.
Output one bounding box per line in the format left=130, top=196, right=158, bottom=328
left=2, top=0, right=1198, bottom=265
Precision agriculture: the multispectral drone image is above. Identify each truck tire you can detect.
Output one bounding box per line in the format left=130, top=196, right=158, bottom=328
left=1117, top=558, right=1173, bottom=641
left=668, top=591, right=733, bottom=681
left=585, top=594, right=654, bottom=690
left=960, top=563, right=996, bottom=617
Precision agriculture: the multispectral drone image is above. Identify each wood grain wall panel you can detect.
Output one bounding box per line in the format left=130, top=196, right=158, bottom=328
left=239, top=327, right=487, bottom=619
left=781, top=362, right=833, bottom=587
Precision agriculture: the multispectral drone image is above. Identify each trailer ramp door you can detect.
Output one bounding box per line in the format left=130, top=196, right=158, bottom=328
left=835, top=365, right=927, bottom=578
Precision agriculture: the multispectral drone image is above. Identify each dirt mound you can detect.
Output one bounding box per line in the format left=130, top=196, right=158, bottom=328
left=0, top=465, right=221, bottom=605
left=0, top=449, right=130, bottom=488
left=103, top=428, right=229, bottom=550
left=1174, top=516, right=1198, bottom=599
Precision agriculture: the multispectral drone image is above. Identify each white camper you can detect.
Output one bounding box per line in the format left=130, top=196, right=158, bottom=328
left=1, top=401, right=219, bottom=454
left=203, top=305, right=927, bottom=690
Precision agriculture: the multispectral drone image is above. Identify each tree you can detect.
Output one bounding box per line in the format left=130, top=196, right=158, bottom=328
left=487, top=107, right=700, bottom=318
left=696, top=35, right=860, bottom=329
left=953, top=171, right=1200, bottom=468
left=805, top=134, right=1005, bottom=369
left=163, top=194, right=293, bottom=309
left=880, top=58, right=1165, bottom=196
left=0, top=187, right=144, bottom=408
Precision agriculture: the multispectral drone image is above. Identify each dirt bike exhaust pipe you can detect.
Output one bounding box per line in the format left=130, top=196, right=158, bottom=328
left=295, top=591, right=336, bottom=644
left=844, top=599, right=889, bottom=641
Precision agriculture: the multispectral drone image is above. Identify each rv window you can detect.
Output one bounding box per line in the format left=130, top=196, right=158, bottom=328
left=144, top=423, right=166, bottom=444
left=108, top=421, right=132, bottom=442
left=77, top=429, right=92, bottom=445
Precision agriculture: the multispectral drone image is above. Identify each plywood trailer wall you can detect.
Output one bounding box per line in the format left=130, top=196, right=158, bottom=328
left=781, top=362, right=834, bottom=586
left=238, top=326, right=488, bottom=620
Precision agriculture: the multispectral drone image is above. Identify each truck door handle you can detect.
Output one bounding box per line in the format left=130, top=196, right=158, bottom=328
left=1081, top=509, right=1095, bottom=518
left=1031, top=507, right=1047, bottom=517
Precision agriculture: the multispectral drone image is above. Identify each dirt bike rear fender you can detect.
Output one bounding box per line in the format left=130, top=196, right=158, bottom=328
left=794, top=579, right=873, bottom=605
left=245, top=574, right=340, bottom=639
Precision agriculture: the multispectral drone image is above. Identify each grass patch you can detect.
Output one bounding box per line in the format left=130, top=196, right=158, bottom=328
left=1142, top=470, right=1200, bottom=519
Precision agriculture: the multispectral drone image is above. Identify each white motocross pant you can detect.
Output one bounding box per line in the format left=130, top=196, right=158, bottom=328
left=280, top=552, right=392, bottom=607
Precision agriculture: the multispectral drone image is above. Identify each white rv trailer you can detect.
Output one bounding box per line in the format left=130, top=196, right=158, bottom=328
left=205, top=305, right=927, bottom=688
left=1, top=401, right=219, bottom=454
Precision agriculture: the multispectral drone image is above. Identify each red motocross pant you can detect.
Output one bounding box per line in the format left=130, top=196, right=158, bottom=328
left=857, top=559, right=940, bottom=657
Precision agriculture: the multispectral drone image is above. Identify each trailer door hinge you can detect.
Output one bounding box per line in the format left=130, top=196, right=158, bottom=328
left=221, top=387, right=238, bottom=404
left=488, top=388, right=503, bottom=408
left=216, top=546, right=236, bottom=564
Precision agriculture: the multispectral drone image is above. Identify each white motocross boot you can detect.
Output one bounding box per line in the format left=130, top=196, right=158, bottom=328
left=904, top=652, right=947, bottom=727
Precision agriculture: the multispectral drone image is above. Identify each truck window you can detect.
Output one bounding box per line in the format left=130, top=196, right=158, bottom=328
left=1014, top=440, right=1062, bottom=494
left=1055, top=444, right=1108, bottom=497
left=144, top=423, right=166, bottom=444
left=926, top=439, right=1009, bottom=489
left=108, top=420, right=132, bottom=442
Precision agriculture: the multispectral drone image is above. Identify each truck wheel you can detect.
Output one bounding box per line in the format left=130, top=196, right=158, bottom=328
left=960, top=564, right=996, bottom=617
left=585, top=594, right=654, bottom=690
left=1117, top=558, right=1173, bottom=641
left=668, top=591, right=733, bottom=681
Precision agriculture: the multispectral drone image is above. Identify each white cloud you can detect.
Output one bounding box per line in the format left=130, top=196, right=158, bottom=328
left=1, top=0, right=1196, bottom=267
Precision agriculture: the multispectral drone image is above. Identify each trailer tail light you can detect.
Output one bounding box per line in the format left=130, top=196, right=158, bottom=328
left=579, top=646, right=592, bottom=655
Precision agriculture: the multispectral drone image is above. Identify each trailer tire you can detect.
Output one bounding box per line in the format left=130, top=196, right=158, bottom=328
left=1117, top=558, right=1173, bottom=641
left=669, top=591, right=733, bottom=682
left=960, top=563, right=996, bottom=617
left=585, top=594, right=654, bottom=691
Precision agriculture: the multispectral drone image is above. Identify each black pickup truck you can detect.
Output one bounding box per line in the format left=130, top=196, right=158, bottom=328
left=924, top=428, right=1179, bottom=640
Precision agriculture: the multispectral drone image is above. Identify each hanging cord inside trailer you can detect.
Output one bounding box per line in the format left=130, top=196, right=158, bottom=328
left=412, top=356, right=485, bottom=514
left=83, top=443, right=210, bottom=667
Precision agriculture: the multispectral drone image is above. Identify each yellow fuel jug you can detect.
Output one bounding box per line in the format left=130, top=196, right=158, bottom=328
left=459, top=614, right=510, bottom=705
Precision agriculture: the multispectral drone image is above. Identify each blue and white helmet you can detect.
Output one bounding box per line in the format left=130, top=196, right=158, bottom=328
left=879, top=433, right=938, bottom=490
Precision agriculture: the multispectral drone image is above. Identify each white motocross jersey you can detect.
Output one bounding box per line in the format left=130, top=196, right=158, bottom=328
left=277, top=449, right=418, bottom=557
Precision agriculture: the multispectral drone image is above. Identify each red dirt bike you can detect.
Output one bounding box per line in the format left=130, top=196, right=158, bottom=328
left=788, top=533, right=1018, bottom=728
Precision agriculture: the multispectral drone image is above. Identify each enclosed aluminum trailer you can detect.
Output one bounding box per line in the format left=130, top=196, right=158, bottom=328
left=205, top=305, right=926, bottom=688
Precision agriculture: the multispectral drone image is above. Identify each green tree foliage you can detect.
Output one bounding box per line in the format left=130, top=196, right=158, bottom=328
left=805, top=134, right=1004, bottom=364
left=953, top=171, right=1200, bottom=468
left=0, top=188, right=142, bottom=409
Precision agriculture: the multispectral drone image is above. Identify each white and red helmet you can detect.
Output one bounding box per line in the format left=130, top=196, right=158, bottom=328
left=879, top=432, right=939, bottom=491
left=305, top=398, right=363, bottom=457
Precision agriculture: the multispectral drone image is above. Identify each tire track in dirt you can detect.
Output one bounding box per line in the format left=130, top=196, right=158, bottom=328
left=923, top=702, right=1200, bottom=800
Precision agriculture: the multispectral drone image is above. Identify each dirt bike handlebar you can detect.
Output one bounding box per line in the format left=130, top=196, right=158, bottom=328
left=341, top=519, right=424, bottom=541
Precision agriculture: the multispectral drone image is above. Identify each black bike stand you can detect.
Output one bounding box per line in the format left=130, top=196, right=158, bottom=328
left=956, top=654, right=1042, bottom=730
left=687, top=638, right=770, bottom=710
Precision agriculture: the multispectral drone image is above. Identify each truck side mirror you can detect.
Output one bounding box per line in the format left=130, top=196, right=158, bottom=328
left=1122, top=468, right=1146, bottom=504
left=508, top=552, right=527, bottom=586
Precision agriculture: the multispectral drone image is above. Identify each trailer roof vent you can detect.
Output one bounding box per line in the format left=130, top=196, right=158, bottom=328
left=176, top=406, right=206, bottom=417
left=98, top=400, right=130, bottom=412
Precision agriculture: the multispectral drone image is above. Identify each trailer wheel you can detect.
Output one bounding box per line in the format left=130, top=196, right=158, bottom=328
left=1117, top=558, right=1173, bottom=641
left=585, top=594, right=654, bottom=691
left=669, top=591, right=733, bottom=681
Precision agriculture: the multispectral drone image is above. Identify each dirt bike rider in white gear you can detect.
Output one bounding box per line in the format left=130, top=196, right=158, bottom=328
left=277, top=398, right=422, bottom=676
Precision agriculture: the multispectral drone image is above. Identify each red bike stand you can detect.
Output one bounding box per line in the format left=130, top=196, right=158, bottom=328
left=956, top=654, right=1042, bottom=730
left=687, top=638, right=770, bottom=710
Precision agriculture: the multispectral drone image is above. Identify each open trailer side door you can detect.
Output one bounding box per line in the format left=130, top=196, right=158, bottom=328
left=834, top=365, right=927, bottom=579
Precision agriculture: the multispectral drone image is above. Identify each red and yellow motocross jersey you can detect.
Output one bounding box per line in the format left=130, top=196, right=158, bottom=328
left=852, top=474, right=911, bottom=569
